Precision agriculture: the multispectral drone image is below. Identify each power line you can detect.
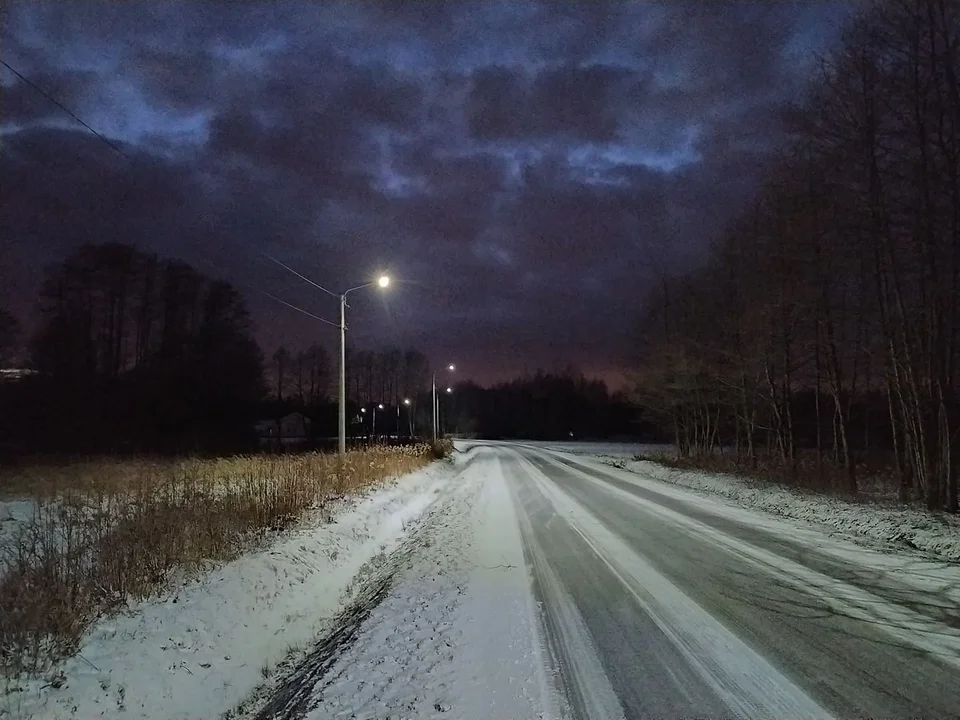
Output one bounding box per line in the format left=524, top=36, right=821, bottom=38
left=257, top=289, right=340, bottom=329
left=186, top=248, right=340, bottom=329
left=0, top=58, right=129, bottom=159
left=261, top=251, right=340, bottom=299
left=2, top=58, right=347, bottom=327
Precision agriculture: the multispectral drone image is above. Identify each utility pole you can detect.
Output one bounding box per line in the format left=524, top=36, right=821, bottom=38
left=431, top=364, right=455, bottom=442
left=431, top=373, right=438, bottom=443
left=338, top=294, right=347, bottom=458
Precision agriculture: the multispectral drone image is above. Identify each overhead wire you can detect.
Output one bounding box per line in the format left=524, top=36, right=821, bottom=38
left=260, top=251, right=340, bottom=300
left=256, top=289, right=340, bottom=328
left=186, top=248, right=341, bottom=329
left=1, top=58, right=130, bottom=160
left=2, top=57, right=345, bottom=329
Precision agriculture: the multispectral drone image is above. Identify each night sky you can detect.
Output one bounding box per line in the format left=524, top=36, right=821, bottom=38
left=1, top=2, right=854, bottom=387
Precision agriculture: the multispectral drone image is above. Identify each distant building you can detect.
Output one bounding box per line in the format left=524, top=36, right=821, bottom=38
left=255, top=412, right=311, bottom=450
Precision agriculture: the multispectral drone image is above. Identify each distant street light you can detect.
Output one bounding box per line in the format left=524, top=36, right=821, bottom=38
left=372, top=403, right=385, bottom=440
left=446, top=387, right=453, bottom=394
left=432, top=364, right=455, bottom=441
left=401, top=398, right=412, bottom=439
left=397, top=398, right=412, bottom=441
left=338, top=275, right=390, bottom=463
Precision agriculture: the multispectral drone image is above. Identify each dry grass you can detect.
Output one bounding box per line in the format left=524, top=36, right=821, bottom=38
left=0, top=445, right=434, bottom=676
left=644, top=449, right=901, bottom=499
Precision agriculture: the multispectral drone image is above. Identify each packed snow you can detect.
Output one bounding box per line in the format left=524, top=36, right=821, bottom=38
left=243, top=444, right=561, bottom=720
left=2, top=463, right=453, bottom=720
left=525, top=441, right=960, bottom=564
left=533, top=449, right=960, bottom=666
left=622, top=458, right=960, bottom=563
left=515, top=451, right=832, bottom=719
left=526, top=445, right=960, bottom=627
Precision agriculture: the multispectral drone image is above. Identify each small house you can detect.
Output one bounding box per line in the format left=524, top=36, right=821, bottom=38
left=255, top=412, right=311, bottom=450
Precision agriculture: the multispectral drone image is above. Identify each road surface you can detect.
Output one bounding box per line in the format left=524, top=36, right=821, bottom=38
left=256, top=442, right=960, bottom=719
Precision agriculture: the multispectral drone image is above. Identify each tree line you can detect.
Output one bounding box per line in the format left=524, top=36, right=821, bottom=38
left=1, top=243, right=265, bottom=454
left=635, top=0, right=960, bottom=511
left=0, top=242, right=458, bottom=453
left=263, top=345, right=433, bottom=439
left=446, top=371, right=647, bottom=441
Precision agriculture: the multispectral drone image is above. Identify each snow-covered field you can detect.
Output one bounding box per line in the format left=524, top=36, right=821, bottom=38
left=1, top=462, right=454, bottom=720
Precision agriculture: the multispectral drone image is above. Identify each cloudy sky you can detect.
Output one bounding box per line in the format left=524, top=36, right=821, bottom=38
left=0, top=1, right=854, bottom=387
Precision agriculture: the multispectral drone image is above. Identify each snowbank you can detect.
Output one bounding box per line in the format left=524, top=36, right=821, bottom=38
left=620, top=459, right=960, bottom=563
left=2, top=463, right=453, bottom=720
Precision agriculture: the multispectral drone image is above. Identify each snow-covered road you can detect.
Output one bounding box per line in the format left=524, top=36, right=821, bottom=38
left=248, top=441, right=960, bottom=719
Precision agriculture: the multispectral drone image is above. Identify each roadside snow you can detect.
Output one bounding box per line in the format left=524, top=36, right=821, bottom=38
left=622, top=459, right=960, bottom=564
left=2, top=463, right=453, bottom=720
left=521, top=441, right=672, bottom=461
left=0, top=499, right=35, bottom=551
left=246, top=445, right=562, bottom=720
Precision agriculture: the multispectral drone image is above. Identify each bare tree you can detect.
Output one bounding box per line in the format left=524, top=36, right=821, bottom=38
left=0, top=308, right=20, bottom=366
left=272, top=346, right=291, bottom=403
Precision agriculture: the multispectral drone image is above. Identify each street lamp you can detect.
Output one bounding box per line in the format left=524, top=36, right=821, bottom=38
left=371, top=403, right=384, bottom=439
left=338, top=275, right=390, bottom=463
left=432, top=363, right=455, bottom=442
left=398, top=398, right=411, bottom=441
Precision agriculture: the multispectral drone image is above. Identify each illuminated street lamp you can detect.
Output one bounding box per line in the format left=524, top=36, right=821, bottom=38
left=338, top=275, right=390, bottom=462
left=371, top=403, right=384, bottom=439
left=398, top=397, right=411, bottom=440
left=432, top=363, right=455, bottom=441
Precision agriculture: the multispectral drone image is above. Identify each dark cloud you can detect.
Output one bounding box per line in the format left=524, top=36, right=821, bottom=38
left=1, top=67, right=100, bottom=123
left=0, top=0, right=855, bottom=386
left=468, top=63, right=642, bottom=142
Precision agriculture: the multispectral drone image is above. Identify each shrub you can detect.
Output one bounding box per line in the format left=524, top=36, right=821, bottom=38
left=429, top=438, right=454, bottom=459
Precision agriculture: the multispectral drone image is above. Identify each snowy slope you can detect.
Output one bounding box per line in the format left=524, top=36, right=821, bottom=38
left=3, top=463, right=454, bottom=720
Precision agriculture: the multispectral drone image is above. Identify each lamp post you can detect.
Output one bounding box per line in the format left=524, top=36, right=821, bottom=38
left=432, top=364, right=455, bottom=442
left=373, top=403, right=384, bottom=441
left=338, top=275, right=390, bottom=464
left=401, top=397, right=411, bottom=440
